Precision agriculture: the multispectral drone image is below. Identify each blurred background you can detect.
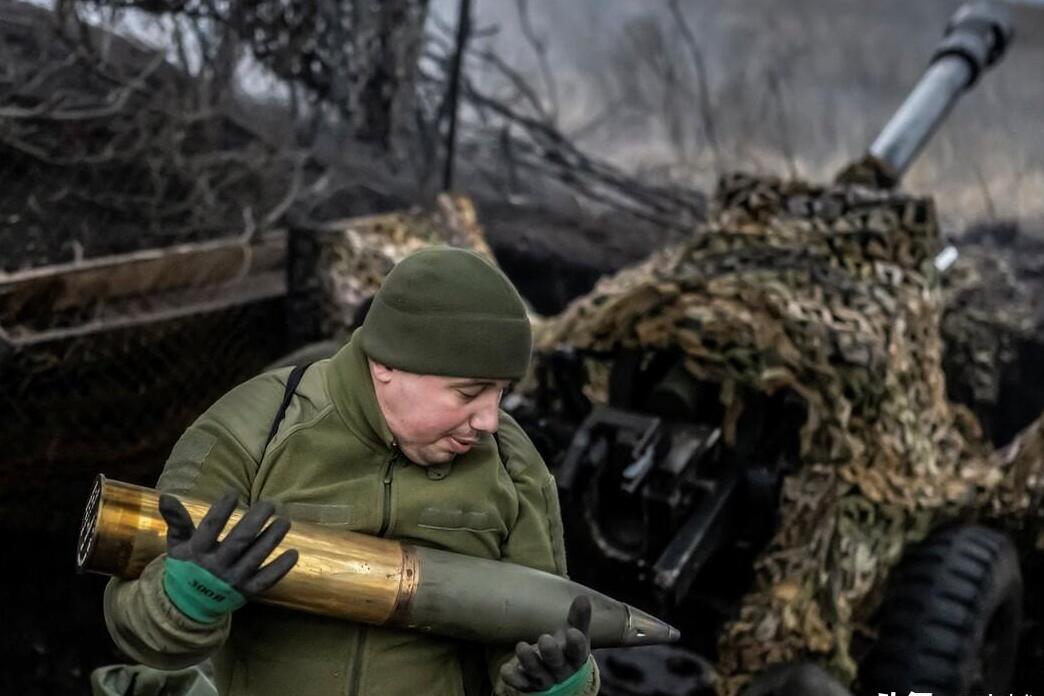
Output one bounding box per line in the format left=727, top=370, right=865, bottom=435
left=454, top=0, right=1044, bottom=231
left=1, top=0, right=1042, bottom=693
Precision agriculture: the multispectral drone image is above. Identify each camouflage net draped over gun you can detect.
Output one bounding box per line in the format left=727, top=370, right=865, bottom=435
left=532, top=173, right=1044, bottom=692
left=939, top=237, right=1044, bottom=445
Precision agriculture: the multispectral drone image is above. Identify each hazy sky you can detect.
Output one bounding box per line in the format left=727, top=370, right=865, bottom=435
left=431, top=0, right=1044, bottom=231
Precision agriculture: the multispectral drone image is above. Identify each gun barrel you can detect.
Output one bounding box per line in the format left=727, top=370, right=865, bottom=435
left=78, top=475, right=680, bottom=648
left=844, top=2, right=1012, bottom=187
left=868, top=58, right=974, bottom=182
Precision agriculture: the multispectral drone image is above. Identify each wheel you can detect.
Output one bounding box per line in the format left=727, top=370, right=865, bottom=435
left=741, top=662, right=851, bottom=696
left=859, top=525, right=1022, bottom=695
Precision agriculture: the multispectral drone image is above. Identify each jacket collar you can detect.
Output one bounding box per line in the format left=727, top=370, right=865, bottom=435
left=326, top=337, right=397, bottom=452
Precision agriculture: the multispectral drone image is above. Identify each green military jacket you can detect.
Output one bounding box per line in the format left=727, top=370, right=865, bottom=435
left=103, top=338, right=600, bottom=696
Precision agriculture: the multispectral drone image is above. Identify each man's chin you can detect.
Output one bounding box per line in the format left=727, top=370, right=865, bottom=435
left=431, top=450, right=457, bottom=464
left=410, top=448, right=456, bottom=466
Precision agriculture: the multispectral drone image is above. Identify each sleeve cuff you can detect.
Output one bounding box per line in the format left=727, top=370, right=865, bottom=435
left=500, top=656, right=597, bottom=696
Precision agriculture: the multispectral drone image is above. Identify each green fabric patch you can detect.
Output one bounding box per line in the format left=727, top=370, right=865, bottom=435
left=168, top=430, right=217, bottom=465
left=156, top=465, right=201, bottom=494
left=417, top=507, right=498, bottom=532
left=280, top=502, right=354, bottom=527
left=157, top=431, right=217, bottom=492
left=163, top=557, right=245, bottom=623
left=531, top=658, right=593, bottom=696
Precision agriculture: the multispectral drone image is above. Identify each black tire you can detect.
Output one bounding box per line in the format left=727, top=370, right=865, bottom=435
left=859, top=525, right=1022, bottom=696
left=741, top=662, right=851, bottom=696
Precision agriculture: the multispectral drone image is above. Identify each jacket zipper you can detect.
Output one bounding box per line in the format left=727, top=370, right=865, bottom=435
left=377, top=451, right=397, bottom=537
left=346, top=629, right=368, bottom=696
left=348, top=451, right=397, bottom=695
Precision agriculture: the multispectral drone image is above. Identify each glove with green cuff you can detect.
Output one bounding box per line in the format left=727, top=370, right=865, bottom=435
left=158, top=490, right=299, bottom=624
left=500, top=595, right=593, bottom=695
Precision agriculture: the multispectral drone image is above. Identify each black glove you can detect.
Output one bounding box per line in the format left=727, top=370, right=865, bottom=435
left=500, top=595, right=592, bottom=693
left=158, top=490, right=298, bottom=622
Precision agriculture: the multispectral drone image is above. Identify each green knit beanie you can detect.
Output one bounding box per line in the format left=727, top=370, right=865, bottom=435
left=357, top=247, right=532, bottom=380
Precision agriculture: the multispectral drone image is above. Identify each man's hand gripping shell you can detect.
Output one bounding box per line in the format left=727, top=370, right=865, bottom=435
left=157, top=491, right=299, bottom=623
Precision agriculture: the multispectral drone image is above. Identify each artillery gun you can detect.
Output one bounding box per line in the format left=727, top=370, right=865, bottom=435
left=503, top=3, right=1041, bottom=694
left=3, top=1, right=1036, bottom=693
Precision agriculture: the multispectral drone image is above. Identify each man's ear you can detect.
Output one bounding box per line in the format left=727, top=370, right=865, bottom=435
left=369, top=358, right=394, bottom=385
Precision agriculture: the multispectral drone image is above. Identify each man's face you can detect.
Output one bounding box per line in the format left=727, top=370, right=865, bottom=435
left=369, top=360, right=510, bottom=466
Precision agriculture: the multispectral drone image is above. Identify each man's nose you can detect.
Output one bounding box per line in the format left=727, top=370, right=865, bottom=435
left=469, top=394, right=500, bottom=433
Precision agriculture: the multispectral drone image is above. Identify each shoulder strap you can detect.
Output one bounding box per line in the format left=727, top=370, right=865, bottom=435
left=264, top=363, right=311, bottom=452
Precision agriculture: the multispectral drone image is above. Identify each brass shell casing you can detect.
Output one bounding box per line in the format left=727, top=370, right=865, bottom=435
left=78, top=475, right=419, bottom=626
left=79, top=475, right=680, bottom=647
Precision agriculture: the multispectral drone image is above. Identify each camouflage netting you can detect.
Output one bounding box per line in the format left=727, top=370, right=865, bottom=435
left=530, top=172, right=1044, bottom=693
left=316, top=192, right=498, bottom=336
left=939, top=231, right=1044, bottom=445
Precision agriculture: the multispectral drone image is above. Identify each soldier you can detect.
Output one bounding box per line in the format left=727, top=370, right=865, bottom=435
left=103, top=247, right=599, bottom=696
